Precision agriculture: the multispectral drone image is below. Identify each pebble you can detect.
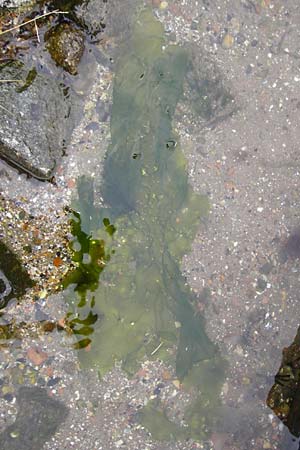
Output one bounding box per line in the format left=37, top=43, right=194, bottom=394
left=160, top=1, right=168, bottom=9
left=172, top=379, right=180, bottom=389
left=27, top=347, right=48, bottom=366
left=222, top=34, right=234, bottom=49
left=47, top=377, right=61, bottom=387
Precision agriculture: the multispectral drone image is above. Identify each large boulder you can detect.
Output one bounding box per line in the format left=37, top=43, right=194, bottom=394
left=0, top=61, right=74, bottom=179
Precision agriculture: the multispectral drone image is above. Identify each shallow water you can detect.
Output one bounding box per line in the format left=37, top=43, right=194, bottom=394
left=64, top=8, right=226, bottom=440
left=1, top=1, right=300, bottom=450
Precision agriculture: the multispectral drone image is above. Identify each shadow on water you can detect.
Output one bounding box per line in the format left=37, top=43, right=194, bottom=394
left=63, top=6, right=232, bottom=442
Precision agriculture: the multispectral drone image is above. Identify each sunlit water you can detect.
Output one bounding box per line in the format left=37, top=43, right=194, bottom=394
left=1, top=2, right=300, bottom=450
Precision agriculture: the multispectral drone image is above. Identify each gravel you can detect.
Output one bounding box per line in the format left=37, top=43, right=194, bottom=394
left=1, top=0, right=300, bottom=449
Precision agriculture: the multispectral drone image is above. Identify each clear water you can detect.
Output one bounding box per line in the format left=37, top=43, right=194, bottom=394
left=1, top=2, right=300, bottom=450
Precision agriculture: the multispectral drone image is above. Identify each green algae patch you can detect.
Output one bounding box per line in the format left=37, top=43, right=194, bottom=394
left=62, top=184, right=114, bottom=349
left=65, top=7, right=226, bottom=442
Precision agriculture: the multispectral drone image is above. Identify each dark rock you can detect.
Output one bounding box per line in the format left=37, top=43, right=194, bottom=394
left=45, top=22, right=85, bottom=75
left=0, top=386, right=69, bottom=450
left=3, top=392, right=14, bottom=402
left=0, top=240, right=34, bottom=309
left=0, top=60, right=73, bottom=180
left=267, top=327, right=300, bottom=437
left=47, top=377, right=61, bottom=387
left=256, top=277, right=267, bottom=292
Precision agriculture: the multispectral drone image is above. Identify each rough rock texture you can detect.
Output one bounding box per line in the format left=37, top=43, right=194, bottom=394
left=45, top=22, right=85, bottom=75
left=0, top=0, right=33, bottom=7
left=0, top=240, right=34, bottom=308
left=0, top=61, right=73, bottom=179
left=0, top=386, right=69, bottom=450
left=48, top=0, right=139, bottom=38
left=267, top=327, right=300, bottom=438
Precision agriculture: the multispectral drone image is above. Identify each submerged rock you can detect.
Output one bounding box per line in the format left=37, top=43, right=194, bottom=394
left=45, top=22, right=85, bottom=75
left=0, top=60, right=73, bottom=180
left=0, top=386, right=69, bottom=450
left=72, top=0, right=109, bottom=36
left=184, top=45, right=235, bottom=125
left=267, top=327, right=300, bottom=437
left=0, top=240, right=34, bottom=308
left=49, top=0, right=139, bottom=38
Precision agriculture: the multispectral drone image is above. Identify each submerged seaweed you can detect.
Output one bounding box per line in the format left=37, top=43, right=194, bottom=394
left=64, top=7, right=227, bottom=441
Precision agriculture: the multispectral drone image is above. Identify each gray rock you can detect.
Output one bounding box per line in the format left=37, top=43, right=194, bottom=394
left=0, top=61, right=73, bottom=180
left=0, top=0, right=34, bottom=7
left=73, top=0, right=109, bottom=36
left=74, top=0, right=140, bottom=38
left=0, top=386, right=69, bottom=450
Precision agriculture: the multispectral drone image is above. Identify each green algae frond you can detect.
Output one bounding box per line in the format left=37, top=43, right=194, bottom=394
left=65, top=7, right=226, bottom=441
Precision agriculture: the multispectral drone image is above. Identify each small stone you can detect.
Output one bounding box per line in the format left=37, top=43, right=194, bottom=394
left=2, top=385, right=13, bottom=395
left=10, top=430, right=19, bottom=439
left=47, top=377, right=61, bottom=387
left=160, top=1, right=168, bottom=9
left=229, top=17, right=240, bottom=34
left=53, top=256, right=63, bottom=267
left=222, top=34, right=234, bottom=49
left=3, top=392, right=14, bottom=402
left=172, top=379, right=180, bottom=389
left=222, top=382, right=229, bottom=396
left=235, top=345, right=244, bottom=356
left=27, top=347, right=48, bottom=366
left=39, top=290, right=47, bottom=299
left=263, top=440, right=271, bottom=449
left=162, top=370, right=172, bottom=380
left=256, top=278, right=267, bottom=293
left=190, top=20, right=199, bottom=31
